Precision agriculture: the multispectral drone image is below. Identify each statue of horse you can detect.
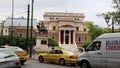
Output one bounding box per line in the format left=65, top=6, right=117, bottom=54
left=36, top=23, right=48, bottom=36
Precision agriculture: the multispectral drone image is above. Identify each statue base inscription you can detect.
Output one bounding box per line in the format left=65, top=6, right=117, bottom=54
left=34, top=36, right=49, bottom=51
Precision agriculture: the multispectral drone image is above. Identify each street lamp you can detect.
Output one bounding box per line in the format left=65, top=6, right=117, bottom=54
left=104, top=13, right=120, bottom=33
left=104, top=14, right=115, bottom=33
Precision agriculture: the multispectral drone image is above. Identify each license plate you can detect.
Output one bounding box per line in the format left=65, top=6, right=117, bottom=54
left=7, top=62, right=13, bottom=65
left=0, top=62, right=13, bottom=67
left=0, top=62, right=6, bottom=66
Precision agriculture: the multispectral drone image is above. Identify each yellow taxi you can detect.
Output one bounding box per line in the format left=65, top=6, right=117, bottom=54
left=1, top=45, right=29, bottom=65
left=38, top=49, right=77, bottom=66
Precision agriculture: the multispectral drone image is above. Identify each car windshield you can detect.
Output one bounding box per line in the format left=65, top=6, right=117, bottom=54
left=0, top=52, right=8, bottom=59
left=0, top=51, right=15, bottom=59
left=9, top=47, right=23, bottom=51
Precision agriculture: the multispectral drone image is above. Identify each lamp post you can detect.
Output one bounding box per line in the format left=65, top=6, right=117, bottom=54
left=104, top=13, right=120, bottom=33
left=104, top=14, right=115, bottom=33
left=10, top=0, right=14, bottom=46
left=30, top=0, right=34, bottom=59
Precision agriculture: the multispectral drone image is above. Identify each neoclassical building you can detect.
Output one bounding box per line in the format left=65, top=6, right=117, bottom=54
left=38, top=12, right=90, bottom=52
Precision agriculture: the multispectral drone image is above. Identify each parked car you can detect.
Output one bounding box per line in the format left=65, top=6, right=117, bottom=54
left=0, top=48, right=21, bottom=68
left=1, top=45, right=29, bottom=65
left=38, top=49, right=77, bottom=66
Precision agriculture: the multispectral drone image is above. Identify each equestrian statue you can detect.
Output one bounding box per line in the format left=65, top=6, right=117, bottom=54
left=37, top=22, right=48, bottom=36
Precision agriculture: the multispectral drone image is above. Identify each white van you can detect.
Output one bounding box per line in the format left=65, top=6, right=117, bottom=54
left=76, top=33, right=120, bottom=68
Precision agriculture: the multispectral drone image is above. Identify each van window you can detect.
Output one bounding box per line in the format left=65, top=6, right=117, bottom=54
left=87, top=41, right=101, bottom=51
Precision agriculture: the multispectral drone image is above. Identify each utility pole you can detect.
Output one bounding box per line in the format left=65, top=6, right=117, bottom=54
left=26, top=4, right=30, bottom=55
left=1, top=21, right=5, bottom=36
left=11, top=0, right=14, bottom=46
left=30, top=0, right=34, bottom=58
left=0, top=21, right=5, bottom=46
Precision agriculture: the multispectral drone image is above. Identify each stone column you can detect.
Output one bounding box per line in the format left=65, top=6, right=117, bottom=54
left=73, top=30, right=75, bottom=44
left=59, top=30, right=61, bottom=47
left=69, top=30, right=71, bottom=44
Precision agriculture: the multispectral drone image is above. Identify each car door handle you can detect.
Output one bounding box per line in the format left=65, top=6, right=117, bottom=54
left=96, top=52, right=102, bottom=55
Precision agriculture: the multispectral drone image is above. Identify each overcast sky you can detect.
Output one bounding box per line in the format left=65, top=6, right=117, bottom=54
left=0, top=0, right=114, bottom=28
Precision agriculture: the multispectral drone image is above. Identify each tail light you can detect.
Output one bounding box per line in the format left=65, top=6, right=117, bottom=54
left=26, top=51, right=29, bottom=55
left=16, top=61, right=21, bottom=65
left=69, top=56, right=75, bottom=59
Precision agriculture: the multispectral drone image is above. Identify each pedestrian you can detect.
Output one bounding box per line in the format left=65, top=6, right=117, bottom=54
left=32, top=46, right=36, bottom=59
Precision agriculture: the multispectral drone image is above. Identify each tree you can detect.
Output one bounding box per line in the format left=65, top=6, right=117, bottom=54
left=0, top=35, right=36, bottom=50
left=82, top=22, right=104, bottom=48
left=82, top=40, right=91, bottom=48
left=0, top=35, right=9, bottom=46
left=48, top=38, right=59, bottom=47
left=112, top=0, right=120, bottom=10
left=16, top=36, right=26, bottom=49
left=87, top=22, right=104, bottom=41
left=98, top=0, right=120, bottom=28
left=103, top=28, right=112, bottom=33
left=17, top=36, right=36, bottom=50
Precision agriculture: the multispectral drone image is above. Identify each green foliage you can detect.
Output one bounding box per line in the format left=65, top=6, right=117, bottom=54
left=27, top=37, right=36, bottom=46
left=16, top=36, right=26, bottom=49
left=0, top=35, right=9, bottom=45
left=17, top=36, right=36, bottom=49
left=87, top=22, right=104, bottom=41
left=32, top=37, right=36, bottom=45
left=82, top=22, right=104, bottom=48
left=112, top=0, right=120, bottom=10
left=98, top=0, right=120, bottom=28
left=103, top=28, right=112, bottom=33
left=48, top=38, right=59, bottom=47
left=82, top=40, right=91, bottom=48
left=0, top=35, right=36, bottom=50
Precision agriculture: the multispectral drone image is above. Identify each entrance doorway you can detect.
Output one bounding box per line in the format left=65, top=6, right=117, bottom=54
left=65, top=35, right=69, bottom=44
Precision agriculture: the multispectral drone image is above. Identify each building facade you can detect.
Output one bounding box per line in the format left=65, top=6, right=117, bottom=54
left=3, top=17, right=38, bottom=37
left=4, top=17, right=37, bottom=28
left=0, top=20, right=9, bottom=35
left=38, top=12, right=90, bottom=52
left=8, top=26, right=37, bottom=38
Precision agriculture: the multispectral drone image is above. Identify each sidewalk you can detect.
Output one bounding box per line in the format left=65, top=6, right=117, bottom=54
left=32, top=54, right=38, bottom=60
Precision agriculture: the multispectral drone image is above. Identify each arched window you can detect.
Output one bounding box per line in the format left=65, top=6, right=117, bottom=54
left=79, top=37, right=81, bottom=42
left=52, top=36, right=54, bottom=39
left=18, top=33, right=23, bottom=37
left=76, top=27, right=79, bottom=31
left=85, top=37, right=87, bottom=41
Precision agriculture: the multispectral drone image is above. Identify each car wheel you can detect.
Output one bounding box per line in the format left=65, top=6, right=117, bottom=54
left=21, top=61, right=25, bottom=65
left=71, top=63, right=76, bottom=66
left=39, top=56, right=44, bottom=63
left=59, top=58, right=65, bottom=65
left=18, top=66, right=21, bottom=68
left=80, top=61, right=90, bottom=68
left=14, top=66, right=21, bottom=68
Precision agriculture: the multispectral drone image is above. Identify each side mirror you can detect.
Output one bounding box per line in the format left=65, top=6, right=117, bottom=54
left=84, top=48, right=89, bottom=52
left=79, top=48, right=84, bottom=52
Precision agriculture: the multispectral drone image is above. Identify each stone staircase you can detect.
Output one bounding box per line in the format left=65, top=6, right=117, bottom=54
left=60, top=42, right=79, bottom=54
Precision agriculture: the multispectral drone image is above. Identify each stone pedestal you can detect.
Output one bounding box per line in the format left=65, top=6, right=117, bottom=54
left=34, top=36, right=49, bottom=51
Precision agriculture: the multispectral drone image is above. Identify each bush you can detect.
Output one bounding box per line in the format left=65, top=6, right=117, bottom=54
left=48, top=38, right=59, bottom=47
left=0, top=35, right=9, bottom=45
